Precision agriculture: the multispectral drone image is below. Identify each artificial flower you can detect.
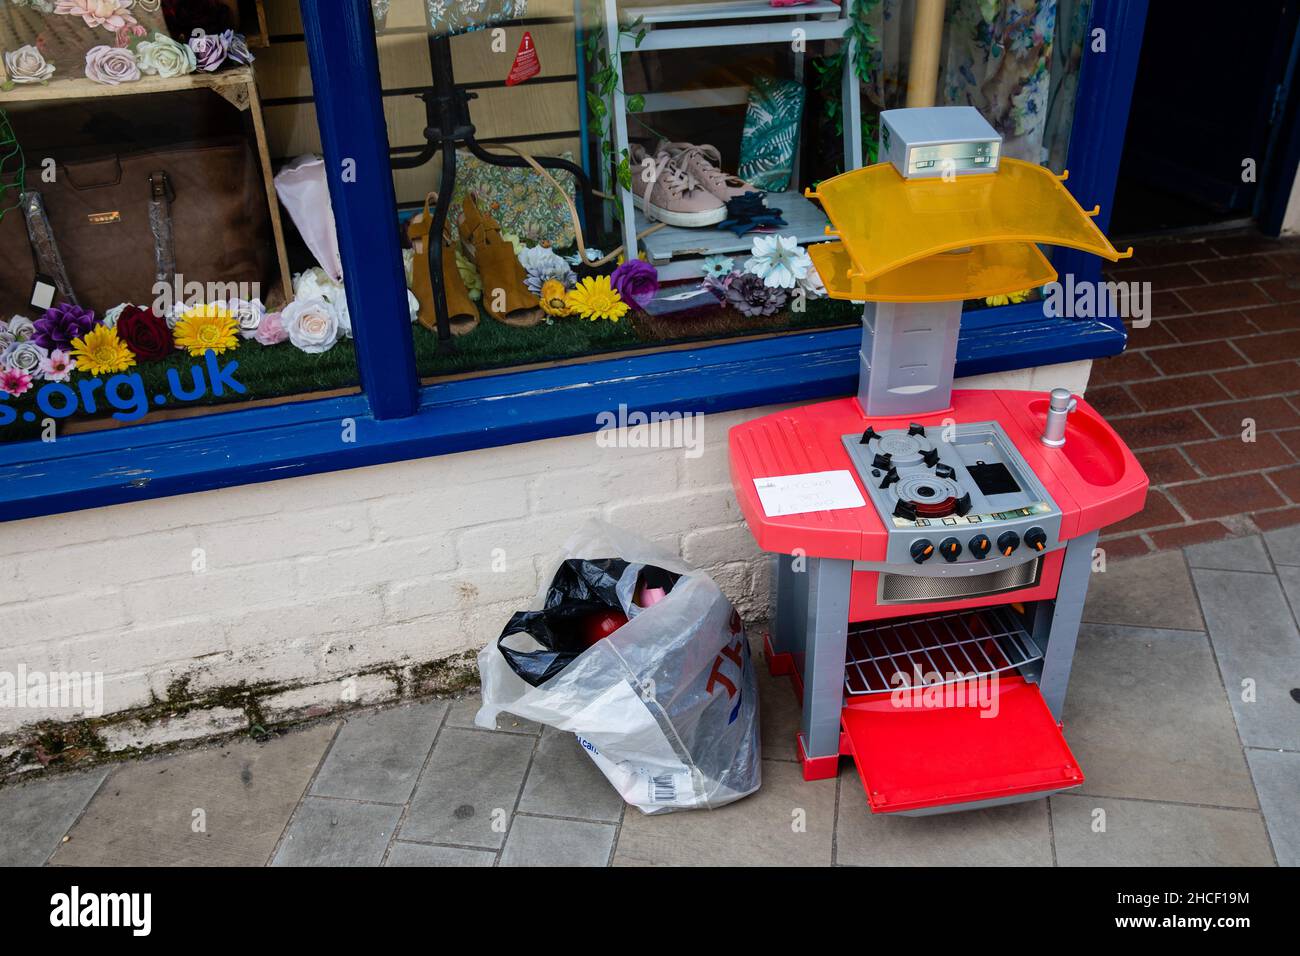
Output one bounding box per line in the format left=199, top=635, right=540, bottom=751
left=499, top=230, right=525, bottom=257
left=701, top=255, right=734, bottom=278
left=725, top=271, right=788, bottom=317
left=253, top=311, right=288, bottom=346
left=798, top=262, right=827, bottom=300
left=610, top=258, right=659, bottom=311
left=293, top=266, right=344, bottom=305
left=221, top=30, right=256, bottom=66
left=0, top=329, right=12, bottom=352
left=566, top=275, right=629, bottom=322
left=335, top=294, right=353, bottom=338
left=188, top=31, right=229, bottom=72
left=517, top=244, right=576, bottom=295
left=984, top=287, right=1034, bottom=307
left=33, top=303, right=96, bottom=352
left=4, top=315, right=35, bottom=342
left=116, top=306, right=172, bottom=361
left=39, top=349, right=76, bottom=383
left=221, top=297, right=266, bottom=339
left=173, top=304, right=239, bottom=357
left=84, top=44, right=141, bottom=85
left=2, top=340, right=49, bottom=379
left=70, top=325, right=136, bottom=375
left=744, top=234, right=813, bottom=289
left=55, top=0, right=140, bottom=35
left=0, top=368, right=33, bottom=398
left=455, top=248, right=482, bottom=301
left=4, top=45, right=55, bottom=84
left=136, top=32, right=196, bottom=78
left=99, top=303, right=129, bottom=328
left=564, top=247, right=604, bottom=267
left=407, top=289, right=420, bottom=324
left=539, top=279, right=569, bottom=317
left=281, top=298, right=340, bottom=354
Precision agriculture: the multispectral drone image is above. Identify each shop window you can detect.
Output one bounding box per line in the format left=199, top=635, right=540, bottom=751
left=0, top=0, right=388, bottom=444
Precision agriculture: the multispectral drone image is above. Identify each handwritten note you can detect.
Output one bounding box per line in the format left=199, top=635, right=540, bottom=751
left=754, top=470, right=866, bottom=517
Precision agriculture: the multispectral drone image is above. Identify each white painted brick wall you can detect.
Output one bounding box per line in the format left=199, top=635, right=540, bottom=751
left=0, top=361, right=1090, bottom=738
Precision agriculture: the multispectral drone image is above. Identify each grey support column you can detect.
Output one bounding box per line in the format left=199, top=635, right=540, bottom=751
left=1036, top=530, right=1099, bottom=720
left=771, top=553, right=808, bottom=663
left=800, top=557, right=854, bottom=759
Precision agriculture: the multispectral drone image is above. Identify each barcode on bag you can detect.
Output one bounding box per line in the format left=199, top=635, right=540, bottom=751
left=650, top=773, right=677, bottom=803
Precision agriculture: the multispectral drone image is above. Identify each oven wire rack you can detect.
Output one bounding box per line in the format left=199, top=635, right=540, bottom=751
left=844, top=605, right=1041, bottom=696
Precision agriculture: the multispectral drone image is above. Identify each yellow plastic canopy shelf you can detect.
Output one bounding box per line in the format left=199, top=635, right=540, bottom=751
left=807, top=158, right=1132, bottom=297
left=809, top=240, right=1057, bottom=303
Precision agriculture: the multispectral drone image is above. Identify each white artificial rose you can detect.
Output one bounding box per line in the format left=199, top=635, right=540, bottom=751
left=136, top=33, right=196, bottom=78
left=2, top=340, right=49, bottom=379
left=293, top=267, right=343, bottom=305
left=335, top=292, right=352, bottom=338
left=221, top=297, right=267, bottom=339
left=4, top=45, right=55, bottom=84
left=84, top=45, right=141, bottom=85
left=5, top=315, right=36, bottom=341
left=100, top=303, right=128, bottom=329
left=282, top=297, right=340, bottom=354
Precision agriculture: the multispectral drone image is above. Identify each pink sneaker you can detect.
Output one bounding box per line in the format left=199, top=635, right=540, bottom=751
left=628, top=143, right=726, bottom=228
left=659, top=141, right=760, bottom=203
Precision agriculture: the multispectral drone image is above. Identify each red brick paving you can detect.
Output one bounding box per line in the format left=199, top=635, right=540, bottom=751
left=1092, top=229, right=1300, bottom=557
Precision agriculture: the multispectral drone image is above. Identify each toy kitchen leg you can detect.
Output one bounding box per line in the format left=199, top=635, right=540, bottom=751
left=796, top=557, right=853, bottom=780
left=1031, top=529, right=1099, bottom=720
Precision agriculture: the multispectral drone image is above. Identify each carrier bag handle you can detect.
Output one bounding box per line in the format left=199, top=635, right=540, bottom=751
left=21, top=190, right=78, bottom=307
left=148, top=170, right=177, bottom=292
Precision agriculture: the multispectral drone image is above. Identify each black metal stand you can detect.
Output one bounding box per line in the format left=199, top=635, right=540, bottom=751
left=392, top=33, right=596, bottom=350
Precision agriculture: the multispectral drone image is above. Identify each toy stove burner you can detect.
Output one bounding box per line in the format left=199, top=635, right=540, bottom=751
left=861, top=423, right=972, bottom=522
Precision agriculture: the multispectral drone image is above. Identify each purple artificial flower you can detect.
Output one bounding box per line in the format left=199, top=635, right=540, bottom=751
left=724, top=272, right=787, bottom=317
left=33, top=303, right=96, bottom=352
left=188, top=31, right=230, bottom=72
left=609, top=258, right=659, bottom=311
left=221, top=30, right=255, bottom=66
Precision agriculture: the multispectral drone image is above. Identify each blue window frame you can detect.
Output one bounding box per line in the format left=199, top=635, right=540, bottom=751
left=0, top=0, right=1150, bottom=522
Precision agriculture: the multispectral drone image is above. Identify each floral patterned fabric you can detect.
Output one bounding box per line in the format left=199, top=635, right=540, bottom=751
left=449, top=147, right=576, bottom=248
left=2, top=0, right=168, bottom=79
left=424, top=0, right=526, bottom=37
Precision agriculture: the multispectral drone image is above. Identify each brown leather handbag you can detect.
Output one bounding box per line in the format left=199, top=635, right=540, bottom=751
left=1, top=137, right=273, bottom=318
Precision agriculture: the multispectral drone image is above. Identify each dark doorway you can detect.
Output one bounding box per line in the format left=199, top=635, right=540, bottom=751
left=1110, top=0, right=1300, bottom=236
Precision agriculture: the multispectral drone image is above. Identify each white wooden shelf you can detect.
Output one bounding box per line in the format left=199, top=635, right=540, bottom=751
left=628, top=0, right=843, bottom=24
left=638, top=189, right=830, bottom=264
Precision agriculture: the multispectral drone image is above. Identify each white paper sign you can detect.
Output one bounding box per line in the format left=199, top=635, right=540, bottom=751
left=753, top=470, right=866, bottom=517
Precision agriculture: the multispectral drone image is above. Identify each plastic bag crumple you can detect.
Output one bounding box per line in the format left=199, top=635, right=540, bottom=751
left=476, top=521, right=761, bottom=813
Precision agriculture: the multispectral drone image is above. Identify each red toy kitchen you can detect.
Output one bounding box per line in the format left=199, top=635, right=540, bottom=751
left=729, top=107, right=1149, bottom=816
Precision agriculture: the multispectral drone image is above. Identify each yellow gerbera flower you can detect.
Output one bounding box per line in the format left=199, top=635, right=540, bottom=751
left=539, top=278, right=570, bottom=317
left=69, top=325, right=136, bottom=376
left=173, top=304, right=239, bottom=357
left=566, top=275, right=629, bottom=322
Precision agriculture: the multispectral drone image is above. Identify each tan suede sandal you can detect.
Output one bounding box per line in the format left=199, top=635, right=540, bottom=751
left=409, top=192, right=479, bottom=336
left=460, top=194, right=544, bottom=328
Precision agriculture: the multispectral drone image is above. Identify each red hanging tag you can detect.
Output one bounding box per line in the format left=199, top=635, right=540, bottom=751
left=505, top=31, right=540, bottom=86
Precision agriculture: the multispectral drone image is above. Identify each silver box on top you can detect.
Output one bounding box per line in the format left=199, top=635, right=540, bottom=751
left=880, top=106, right=1001, bottom=179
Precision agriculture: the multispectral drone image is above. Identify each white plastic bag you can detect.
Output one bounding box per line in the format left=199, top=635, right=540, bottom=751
left=272, top=155, right=344, bottom=282
left=476, top=521, right=761, bottom=813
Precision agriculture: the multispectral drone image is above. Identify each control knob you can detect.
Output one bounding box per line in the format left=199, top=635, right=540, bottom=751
left=997, top=531, right=1020, bottom=557
left=910, top=539, right=935, bottom=564
left=969, top=533, right=991, bottom=559
left=1025, top=527, right=1049, bottom=552
left=939, top=537, right=962, bottom=562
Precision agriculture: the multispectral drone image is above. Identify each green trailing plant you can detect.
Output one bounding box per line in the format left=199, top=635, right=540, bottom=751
left=583, top=8, right=648, bottom=218
left=811, top=0, right=881, bottom=170
left=0, top=109, right=24, bottom=224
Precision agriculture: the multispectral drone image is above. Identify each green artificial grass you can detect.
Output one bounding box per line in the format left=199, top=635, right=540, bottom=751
left=0, top=295, right=862, bottom=445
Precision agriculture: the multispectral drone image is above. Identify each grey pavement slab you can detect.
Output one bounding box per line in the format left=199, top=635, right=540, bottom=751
left=400, top=727, right=534, bottom=849
left=1185, top=534, right=1272, bottom=572
left=1083, top=550, right=1204, bottom=630
left=613, top=759, right=834, bottom=866
left=0, top=769, right=108, bottom=867
left=310, top=700, right=447, bottom=804
left=1063, top=624, right=1257, bottom=808
left=838, top=786, right=1052, bottom=866
left=518, top=728, right=624, bottom=823
left=51, top=722, right=337, bottom=867
left=1193, top=568, right=1300, bottom=750
left=1264, top=524, right=1300, bottom=566
left=271, top=796, right=401, bottom=867
left=1245, top=749, right=1300, bottom=866
left=500, top=814, right=615, bottom=867
left=385, top=842, right=496, bottom=867
left=1050, top=794, right=1274, bottom=866
left=446, top=695, right=542, bottom=735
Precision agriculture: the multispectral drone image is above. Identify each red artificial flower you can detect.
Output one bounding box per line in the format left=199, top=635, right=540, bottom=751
left=116, top=306, right=173, bottom=362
